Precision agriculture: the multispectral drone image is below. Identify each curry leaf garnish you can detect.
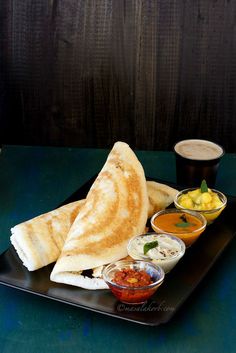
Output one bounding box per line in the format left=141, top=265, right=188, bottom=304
left=143, top=241, right=158, bottom=255
left=175, top=222, right=195, bottom=228
left=176, top=213, right=195, bottom=228
left=200, top=179, right=208, bottom=193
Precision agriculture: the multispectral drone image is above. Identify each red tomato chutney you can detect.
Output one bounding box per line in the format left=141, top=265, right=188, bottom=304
left=110, top=269, right=156, bottom=304
left=113, top=268, right=153, bottom=287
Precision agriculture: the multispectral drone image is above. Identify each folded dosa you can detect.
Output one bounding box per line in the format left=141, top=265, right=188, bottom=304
left=50, top=141, right=149, bottom=289
left=147, top=181, right=178, bottom=218
left=10, top=200, right=85, bottom=271
left=10, top=181, right=172, bottom=274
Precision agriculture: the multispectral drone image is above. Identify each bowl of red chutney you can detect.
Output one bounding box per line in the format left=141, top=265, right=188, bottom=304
left=102, top=260, right=165, bottom=304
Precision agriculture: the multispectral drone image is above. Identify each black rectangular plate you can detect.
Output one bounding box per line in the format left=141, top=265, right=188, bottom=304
left=0, top=177, right=236, bottom=326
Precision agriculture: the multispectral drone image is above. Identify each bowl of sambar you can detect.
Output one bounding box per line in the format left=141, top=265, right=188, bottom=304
left=150, top=208, right=207, bottom=247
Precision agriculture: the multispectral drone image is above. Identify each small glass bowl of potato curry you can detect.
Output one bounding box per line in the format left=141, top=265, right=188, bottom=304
left=151, top=209, right=207, bottom=247
left=174, top=181, right=227, bottom=224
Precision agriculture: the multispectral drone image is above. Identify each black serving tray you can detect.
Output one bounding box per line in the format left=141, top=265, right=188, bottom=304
left=0, top=177, right=235, bottom=326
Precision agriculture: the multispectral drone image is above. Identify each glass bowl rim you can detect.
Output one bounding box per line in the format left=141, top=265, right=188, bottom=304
left=127, top=232, right=186, bottom=262
left=174, top=188, right=227, bottom=214
left=102, top=259, right=165, bottom=290
left=150, top=208, right=207, bottom=235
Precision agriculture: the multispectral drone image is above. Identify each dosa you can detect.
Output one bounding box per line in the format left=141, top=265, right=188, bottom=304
left=10, top=200, right=85, bottom=271
left=50, top=141, right=149, bottom=289
left=10, top=180, right=177, bottom=273
left=147, top=181, right=178, bottom=218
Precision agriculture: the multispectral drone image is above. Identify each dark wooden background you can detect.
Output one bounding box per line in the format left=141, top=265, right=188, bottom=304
left=1, top=0, right=236, bottom=151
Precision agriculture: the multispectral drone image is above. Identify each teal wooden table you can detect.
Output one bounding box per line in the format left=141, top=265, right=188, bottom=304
left=0, top=145, right=236, bottom=353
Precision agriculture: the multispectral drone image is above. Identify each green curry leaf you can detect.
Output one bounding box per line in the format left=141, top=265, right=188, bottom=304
left=143, top=241, right=158, bottom=255
left=175, top=222, right=195, bottom=228
left=200, top=180, right=208, bottom=193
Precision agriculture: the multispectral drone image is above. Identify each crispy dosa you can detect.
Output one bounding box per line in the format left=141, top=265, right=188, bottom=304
left=50, top=141, right=149, bottom=289
left=10, top=200, right=85, bottom=271
left=147, top=181, right=178, bottom=218
left=10, top=181, right=175, bottom=273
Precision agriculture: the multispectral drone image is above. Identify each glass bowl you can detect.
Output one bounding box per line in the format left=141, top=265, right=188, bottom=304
left=102, top=260, right=165, bottom=304
left=150, top=208, right=207, bottom=247
left=127, top=232, right=186, bottom=273
left=174, top=188, right=227, bottom=224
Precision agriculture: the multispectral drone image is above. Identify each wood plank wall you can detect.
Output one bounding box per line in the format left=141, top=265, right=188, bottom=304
left=1, top=0, right=236, bottom=151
